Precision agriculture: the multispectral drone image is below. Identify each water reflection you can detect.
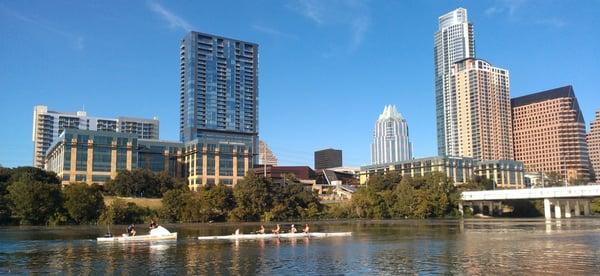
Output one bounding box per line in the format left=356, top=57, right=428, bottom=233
left=1, top=220, right=600, bottom=274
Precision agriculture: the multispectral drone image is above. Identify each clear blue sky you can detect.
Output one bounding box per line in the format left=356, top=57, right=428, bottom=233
left=1, top=0, right=599, bottom=168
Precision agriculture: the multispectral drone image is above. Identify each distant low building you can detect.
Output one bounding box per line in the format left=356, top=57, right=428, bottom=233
left=45, top=128, right=254, bottom=188
left=359, top=156, right=525, bottom=189
left=314, top=148, right=342, bottom=170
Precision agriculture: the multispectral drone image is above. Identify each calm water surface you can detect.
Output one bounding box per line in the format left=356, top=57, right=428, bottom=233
left=1, top=219, right=600, bottom=275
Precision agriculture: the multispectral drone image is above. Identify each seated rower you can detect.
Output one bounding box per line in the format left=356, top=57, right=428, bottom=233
left=234, top=229, right=241, bottom=235
left=258, top=225, right=265, bottom=234
left=290, top=224, right=297, bottom=233
left=303, top=224, right=310, bottom=234
left=272, top=224, right=281, bottom=234
left=149, top=219, right=158, bottom=229
left=127, top=224, right=136, bottom=236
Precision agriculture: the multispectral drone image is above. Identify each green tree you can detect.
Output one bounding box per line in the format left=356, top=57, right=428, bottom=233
left=63, top=183, right=105, bottom=224
left=105, top=169, right=180, bottom=198
left=545, top=172, right=564, bottom=187
left=229, top=175, right=274, bottom=221
left=99, top=199, right=154, bottom=225
left=7, top=180, right=62, bottom=225
left=160, top=189, right=191, bottom=222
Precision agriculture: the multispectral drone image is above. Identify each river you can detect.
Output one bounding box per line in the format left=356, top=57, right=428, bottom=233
left=1, top=219, right=599, bottom=274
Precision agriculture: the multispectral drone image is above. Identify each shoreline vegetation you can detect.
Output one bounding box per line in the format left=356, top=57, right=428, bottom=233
left=1, top=167, right=598, bottom=226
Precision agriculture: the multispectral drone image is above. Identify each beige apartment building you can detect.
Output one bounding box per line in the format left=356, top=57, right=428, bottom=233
left=512, top=86, right=593, bottom=183
left=451, top=58, right=514, bottom=161
left=587, top=110, right=600, bottom=182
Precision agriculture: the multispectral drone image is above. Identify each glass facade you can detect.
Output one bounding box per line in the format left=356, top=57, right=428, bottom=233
left=179, top=31, right=258, bottom=165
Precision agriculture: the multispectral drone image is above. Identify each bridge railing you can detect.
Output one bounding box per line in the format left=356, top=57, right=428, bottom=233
left=461, top=185, right=600, bottom=201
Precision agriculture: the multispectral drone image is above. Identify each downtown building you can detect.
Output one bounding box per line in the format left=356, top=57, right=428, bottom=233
left=371, top=105, right=412, bottom=165
left=512, top=86, right=593, bottom=183
left=434, top=7, right=475, bottom=157
left=33, top=105, right=159, bottom=168
left=179, top=31, right=259, bottom=187
left=451, top=58, right=514, bottom=160
left=44, top=128, right=184, bottom=184
left=359, top=156, right=524, bottom=189
left=258, top=140, right=278, bottom=166
left=314, top=148, right=343, bottom=170
left=588, top=110, right=600, bottom=182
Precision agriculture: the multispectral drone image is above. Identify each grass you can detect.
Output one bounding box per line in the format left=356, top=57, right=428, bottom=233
left=104, top=196, right=163, bottom=210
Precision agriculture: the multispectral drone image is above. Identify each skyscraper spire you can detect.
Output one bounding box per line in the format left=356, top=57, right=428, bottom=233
left=372, top=105, right=412, bottom=165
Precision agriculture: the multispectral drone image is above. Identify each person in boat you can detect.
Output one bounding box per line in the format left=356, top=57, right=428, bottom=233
left=127, top=224, right=136, bottom=236
left=258, top=225, right=265, bottom=234
left=272, top=224, right=281, bottom=234
left=234, top=229, right=241, bottom=235
left=290, top=224, right=297, bottom=233
left=149, top=219, right=158, bottom=229
left=303, top=224, right=310, bottom=234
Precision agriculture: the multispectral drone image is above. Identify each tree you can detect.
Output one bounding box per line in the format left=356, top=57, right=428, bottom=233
left=105, top=169, right=179, bottom=198
left=63, top=183, right=105, bottom=224
left=160, top=189, right=191, bottom=222
left=6, top=167, right=60, bottom=185
left=99, top=199, right=154, bottom=225
left=545, top=172, right=564, bottom=187
left=229, top=175, right=275, bottom=221
left=7, top=180, right=62, bottom=225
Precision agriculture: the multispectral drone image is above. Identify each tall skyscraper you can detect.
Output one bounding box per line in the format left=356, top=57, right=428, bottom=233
left=587, top=110, right=600, bottom=182
left=32, top=105, right=159, bottom=168
left=452, top=58, right=513, bottom=160
left=258, top=140, right=278, bottom=166
left=314, top=149, right=342, bottom=170
left=512, top=86, right=593, bottom=182
left=179, top=31, right=258, bottom=161
left=434, top=8, right=475, bottom=156
left=371, top=105, right=412, bottom=165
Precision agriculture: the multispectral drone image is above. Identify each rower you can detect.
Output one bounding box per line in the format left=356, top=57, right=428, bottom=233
left=127, top=224, right=136, bottom=236
left=258, top=225, right=265, bottom=234
left=272, top=224, right=281, bottom=234
left=149, top=219, right=158, bottom=229
left=303, top=224, right=310, bottom=234
left=290, top=224, right=297, bottom=233
left=234, top=229, right=241, bottom=235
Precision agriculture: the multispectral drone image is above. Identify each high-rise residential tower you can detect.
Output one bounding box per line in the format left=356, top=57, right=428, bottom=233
left=512, top=86, right=593, bottom=183
left=371, top=105, right=412, bottom=165
left=587, top=110, right=600, bottom=182
left=434, top=8, right=476, bottom=156
left=32, top=105, right=159, bottom=168
left=452, top=58, right=514, bottom=160
left=179, top=31, right=258, bottom=159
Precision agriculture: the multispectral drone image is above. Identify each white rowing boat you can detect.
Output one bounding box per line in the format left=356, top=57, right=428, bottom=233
left=197, top=232, right=352, bottom=240
left=97, top=226, right=177, bottom=242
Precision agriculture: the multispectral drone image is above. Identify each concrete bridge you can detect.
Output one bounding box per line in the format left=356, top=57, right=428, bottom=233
left=460, top=185, right=600, bottom=219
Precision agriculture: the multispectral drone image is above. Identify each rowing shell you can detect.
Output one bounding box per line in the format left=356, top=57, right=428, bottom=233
left=197, top=232, right=352, bottom=240
left=97, top=232, right=177, bottom=242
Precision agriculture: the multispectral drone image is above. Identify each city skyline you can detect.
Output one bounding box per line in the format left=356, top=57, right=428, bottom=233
left=1, top=1, right=599, bottom=168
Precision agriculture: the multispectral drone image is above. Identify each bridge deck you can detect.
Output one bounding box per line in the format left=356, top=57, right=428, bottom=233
left=461, top=185, right=600, bottom=201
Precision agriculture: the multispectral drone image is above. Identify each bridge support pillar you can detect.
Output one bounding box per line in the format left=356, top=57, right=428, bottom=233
left=544, top=198, right=552, bottom=220
left=583, top=200, right=591, bottom=216
left=458, top=202, right=464, bottom=216
left=497, top=202, right=503, bottom=216
left=564, top=201, right=572, bottom=218
left=478, top=202, right=484, bottom=214
left=574, top=201, right=581, bottom=216
left=488, top=202, right=494, bottom=216
left=554, top=200, right=562, bottom=219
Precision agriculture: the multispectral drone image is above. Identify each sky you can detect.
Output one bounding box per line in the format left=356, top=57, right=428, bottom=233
left=1, top=0, right=599, bottom=168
